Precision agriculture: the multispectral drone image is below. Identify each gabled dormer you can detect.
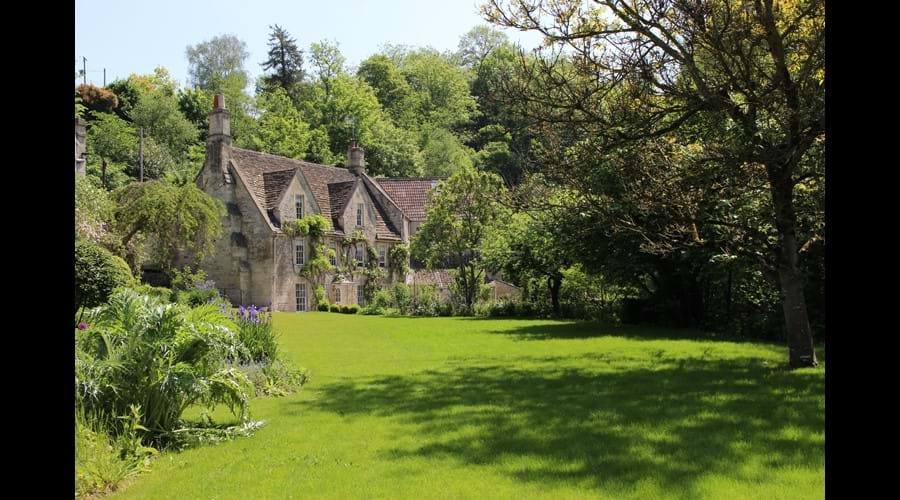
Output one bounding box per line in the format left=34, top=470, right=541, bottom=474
left=271, top=168, right=322, bottom=228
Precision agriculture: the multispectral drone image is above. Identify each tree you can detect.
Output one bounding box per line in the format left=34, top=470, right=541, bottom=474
left=186, top=34, right=250, bottom=92
left=309, top=40, right=347, bottom=93
left=243, top=88, right=312, bottom=159
left=456, top=25, right=509, bottom=69
left=411, top=167, right=506, bottom=309
left=260, top=25, right=305, bottom=98
left=86, top=112, right=136, bottom=189
left=129, top=81, right=199, bottom=157
left=366, top=119, right=423, bottom=177
left=76, top=84, right=119, bottom=118
left=111, top=181, right=225, bottom=273
left=357, top=54, right=417, bottom=127
left=482, top=207, right=573, bottom=314
left=75, top=175, right=116, bottom=248
left=483, top=0, right=824, bottom=367
left=420, top=127, right=474, bottom=177
left=398, top=49, right=478, bottom=131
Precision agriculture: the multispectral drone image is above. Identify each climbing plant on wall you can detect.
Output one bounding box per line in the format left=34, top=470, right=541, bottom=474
left=388, top=244, right=410, bottom=283
left=362, top=245, right=385, bottom=303
left=283, top=214, right=332, bottom=287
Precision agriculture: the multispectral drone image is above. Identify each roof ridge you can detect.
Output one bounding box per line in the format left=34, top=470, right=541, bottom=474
left=231, top=147, right=348, bottom=171
left=377, top=177, right=447, bottom=181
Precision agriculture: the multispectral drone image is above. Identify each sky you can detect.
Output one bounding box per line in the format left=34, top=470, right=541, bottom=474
left=75, top=0, right=544, bottom=88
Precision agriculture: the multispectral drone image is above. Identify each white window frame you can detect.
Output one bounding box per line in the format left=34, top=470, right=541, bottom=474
left=378, top=247, right=386, bottom=268
left=356, top=203, right=363, bottom=227
left=295, top=241, right=305, bottom=265
left=357, top=286, right=365, bottom=306
left=295, top=194, right=304, bottom=219
left=334, top=286, right=341, bottom=304
left=355, top=245, right=364, bottom=267
left=296, top=283, right=307, bottom=311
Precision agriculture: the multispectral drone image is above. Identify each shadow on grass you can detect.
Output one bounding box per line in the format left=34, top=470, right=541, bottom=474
left=469, top=318, right=825, bottom=356
left=296, top=355, right=824, bottom=494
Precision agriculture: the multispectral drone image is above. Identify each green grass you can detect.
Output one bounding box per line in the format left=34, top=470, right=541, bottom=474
left=112, top=313, right=824, bottom=499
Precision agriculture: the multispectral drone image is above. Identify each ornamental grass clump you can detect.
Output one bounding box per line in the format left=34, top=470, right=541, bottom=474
left=75, top=289, right=253, bottom=446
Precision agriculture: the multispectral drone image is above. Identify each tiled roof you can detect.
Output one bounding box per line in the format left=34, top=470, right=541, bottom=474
left=408, top=269, right=453, bottom=288
left=375, top=178, right=443, bottom=222
left=327, top=180, right=357, bottom=229
left=229, top=148, right=403, bottom=240
left=372, top=200, right=402, bottom=241
left=261, top=169, right=296, bottom=209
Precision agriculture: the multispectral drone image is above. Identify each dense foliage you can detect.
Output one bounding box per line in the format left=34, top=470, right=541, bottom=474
left=75, top=290, right=253, bottom=444
left=74, top=239, right=133, bottom=315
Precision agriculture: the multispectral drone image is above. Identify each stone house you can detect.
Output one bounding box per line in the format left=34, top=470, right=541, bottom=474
left=196, top=94, right=444, bottom=311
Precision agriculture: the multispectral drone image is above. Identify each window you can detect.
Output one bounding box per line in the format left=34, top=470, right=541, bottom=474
left=357, top=286, right=365, bottom=306
left=356, top=203, right=363, bottom=227
left=378, top=247, right=386, bottom=268
left=334, top=287, right=341, bottom=304
left=329, top=243, right=337, bottom=266
left=295, top=283, right=307, bottom=311
left=295, top=241, right=305, bottom=265
left=295, top=195, right=304, bottom=219
left=355, top=245, right=364, bottom=267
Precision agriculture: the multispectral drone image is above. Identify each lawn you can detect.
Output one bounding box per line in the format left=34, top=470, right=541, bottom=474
left=111, top=313, right=824, bottom=499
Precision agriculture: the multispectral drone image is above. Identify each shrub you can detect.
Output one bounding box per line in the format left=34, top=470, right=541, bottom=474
left=372, top=289, right=392, bottom=309
left=340, top=305, right=351, bottom=314
left=174, top=288, right=220, bottom=307
left=341, top=304, right=359, bottom=314
left=317, top=302, right=330, bottom=312
left=411, top=284, right=449, bottom=317
left=75, top=290, right=253, bottom=446
left=130, top=284, right=172, bottom=302
left=330, top=304, right=341, bottom=313
left=382, top=307, right=402, bottom=317
left=75, top=239, right=133, bottom=315
left=170, top=266, right=207, bottom=292
left=390, top=282, right=412, bottom=314
left=359, top=304, right=384, bottom=315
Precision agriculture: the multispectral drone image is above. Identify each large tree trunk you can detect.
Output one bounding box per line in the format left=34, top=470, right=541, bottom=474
left=548, top=276, right=561, bottom=315
left=769, top=164, right=818, bottom=368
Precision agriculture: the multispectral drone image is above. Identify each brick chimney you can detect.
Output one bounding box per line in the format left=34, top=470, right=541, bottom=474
left=74, top=118, right=87, bottom=174
left=208, top=93, right=231, bottom=144
left=347, top=140, right=365, bottom=176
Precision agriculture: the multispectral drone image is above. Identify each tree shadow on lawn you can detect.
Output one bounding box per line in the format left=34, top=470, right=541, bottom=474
left=297, top=355, right=824, bottom=494
left=470, top=318, right=826, bottom=357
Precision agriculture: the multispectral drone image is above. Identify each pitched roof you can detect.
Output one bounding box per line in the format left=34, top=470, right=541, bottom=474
left=372, top=199, right=402, bottom=241
left=375, top=178, right=443, bottom=222
left=229, top=147, right=403, bottom=240
left=408, top=269, right=453, bottom=288
left=327, top=180, right=357, bottom=229
left=261, top=169, right=296, bottom=209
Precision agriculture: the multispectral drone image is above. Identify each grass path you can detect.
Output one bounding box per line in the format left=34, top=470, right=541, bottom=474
left=112, top=313, right=824, bottom=499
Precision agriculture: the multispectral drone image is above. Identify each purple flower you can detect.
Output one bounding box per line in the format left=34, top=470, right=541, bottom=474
left=77, top=322, right=88, bottom=330
left=260, top=307, right=268, bottom=313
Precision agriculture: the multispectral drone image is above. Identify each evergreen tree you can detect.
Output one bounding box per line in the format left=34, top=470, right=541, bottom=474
left=260, top=25, right=305, bottom=97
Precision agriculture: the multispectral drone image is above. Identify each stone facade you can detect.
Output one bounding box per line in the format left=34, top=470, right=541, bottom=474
left=196, top=94, right=427, bottom=311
